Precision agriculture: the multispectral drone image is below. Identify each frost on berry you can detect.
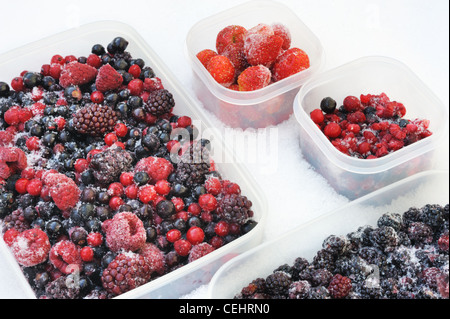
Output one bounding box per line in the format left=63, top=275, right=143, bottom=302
left=105, top=212, right=147, bottom=252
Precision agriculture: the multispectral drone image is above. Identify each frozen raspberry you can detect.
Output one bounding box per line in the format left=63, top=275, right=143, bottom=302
left=42, top=171, right=80, bottom=211
left=105, top=212, right=146, bottom=252
left=101, top=252, right=152, bottom=296
left=216, top=25, right=247, bottom=55
left=58, top=61, right=97, bottom=88
left=188, top=242, right=215, bottom=262
left=8, top=228, right=50, bottom=267
left=237, top=65, right=271, bottom=91
left=95, top=64, right=123, bottom=92
left=328, top=274, right=352, bottom=298
left=206, top=55, right=235, bottom=87
left=0, top=146, right=27, bottom=176
left=139, top=243, right=165, bottom=275
left=272, top=47, right=310, bottom=82
left=135, top=156, right=174, bottom=184
left=49, top=240, right=83, bottom=274
left=143, top=77, right=164, bottom=92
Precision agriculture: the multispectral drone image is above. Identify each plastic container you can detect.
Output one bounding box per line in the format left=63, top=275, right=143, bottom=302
left=185, top=0, right=324, bottom=129
left=294, top=56, right=449, bottom=199
left=208, top=170, right=449, bottom=299
left=0, top=21, right=267, bottom=299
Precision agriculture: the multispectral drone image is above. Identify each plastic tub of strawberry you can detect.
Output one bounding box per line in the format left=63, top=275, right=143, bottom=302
left=293, top=56, right=449, bottom=200
left=185, top=0, right=324, bottom=129
left=209, top=170, right=449, bottom=299
left=0, top=21, right=267, bottom=299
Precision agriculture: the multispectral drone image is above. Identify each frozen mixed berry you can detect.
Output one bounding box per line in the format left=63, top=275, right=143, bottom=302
left=0, top=36, right=257, bottom=299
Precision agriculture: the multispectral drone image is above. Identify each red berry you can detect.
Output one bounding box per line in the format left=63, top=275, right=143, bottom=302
left=90, top=91, right=104, bottom=103
left=198, top=194, right=218, bottom=212
left=74, top=158, right=89, bottom=173
left=109, top=196, right=124, bottom=210
left=128, top=78, right=144, bottom=96
left=49, top=63, right=63, bottom=79
left=86, top=54, right=102, bottom=68
left=15, top=178, right=29, bottom=194
left=64, top=55, right=77, bottom=63
left=206, top=55, right=235, bottom=87
left=10, top=77, right=24, bottom=91
left=205, top=177, right=221, bottom=196
left=324, top=122, right=342, bottom=138
left=108, top=182, right=124, bottom=197
left=210, top=236, right=224, bottom=249
left=3, top=228, right=20, bottom=246
left=87, top=232, right=103, bottom=247
left=197, top=49, right=218, bottom=68
left=155, top=179, right=171, bottom=195
left=4, top=106, right=21, bottom=125
left=166, top=229, right=182, bottom=243
left=26, top=178, right=43, bottom=196
left=310, top=109, right=325, bottom=124
left=237, top=65, right=271, bottom=91
left=125, top=184, right=138, bottom=199
left=138, top=185, right=157, bottom=204
left=51, top=54, right=65, bottom=65
left=119, top=172, right=134, bottom=186
left=104, top=133, right=118, bottom=146
left=26, top=136, right=40, bottom=151
left=128, top=64, right=141, bottom=78
left=347, top=123, right=361, bottom=135
left=114, top=123, right=128, bottom=137
left=186, top=226, right=205, bottom=245
left=176, top=116, right=192, bottom=128
left=174, top=239, right=192, bottom=256
left=272, top=47, right=310, bottom=81
left=214, top=221, right=230, bottom=237
left=171, top=197, right=185, bottom=212
left=188, top=203, right=202, bottom=216
left=80, top=246, right=94, bottom=262
left=216, top=25, right=247, bottom=55
left=343, top=96, right=362, bottom=112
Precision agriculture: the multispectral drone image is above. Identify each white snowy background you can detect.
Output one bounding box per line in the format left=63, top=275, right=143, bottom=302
left=0, top=0, right=448, bottom=298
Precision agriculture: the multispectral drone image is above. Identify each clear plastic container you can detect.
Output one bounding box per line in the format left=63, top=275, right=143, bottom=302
left=208, top=170, right=449, bottom=299
left=294, top=56, right=449, bottom=199
left=185, top=0, right=324, bottom=129
left=0, top=21, right=267, bottom=299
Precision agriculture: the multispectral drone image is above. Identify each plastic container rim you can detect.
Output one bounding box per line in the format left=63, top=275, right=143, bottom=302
left=293, top=55, right=449, bottom=175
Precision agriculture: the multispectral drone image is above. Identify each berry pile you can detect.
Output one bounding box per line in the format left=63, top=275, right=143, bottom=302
left=0, top=37, right=257, bottom=299
left=235, top=204, right=449, bottom=299
left=310, top=93, right=433, bottom=158
left=196, top=23, right=310, bottom=91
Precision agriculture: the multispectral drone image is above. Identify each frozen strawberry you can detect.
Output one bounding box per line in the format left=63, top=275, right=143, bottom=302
left=9, top=228, right=51, bottom=267
left=206, top=55, right=235, bottom=87
left=237, top=65, right=271, bottom=91
left=95, top=64, right=123, bottom=92
left=42, top=171, right=80, bottom=211
left=221, top=42, right=248, bottom=75
left=196, top=49, right=218, bottom=68
left=272, top=47, right=310, bottom=82
left=59, top=61, right=98, bottom=88
left=105, top=212, right=147, bottom=252
left=135, top=156, right=174, bottom=183
left=272, top=23, right=291, bottom=50
left=245, top=23, right=274, bottom=37
left=216, top=25, right=247, bottom=54
left=243, top=33, right=283, bottom=67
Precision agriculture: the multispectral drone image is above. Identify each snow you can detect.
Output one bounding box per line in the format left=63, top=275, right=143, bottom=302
left=0, top=0, right=448, bottom=299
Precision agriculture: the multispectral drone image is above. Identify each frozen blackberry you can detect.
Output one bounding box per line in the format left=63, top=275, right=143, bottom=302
left=328, top=274, right=352, bottom=299
left=312, top=249, right=336, bottom=270
left=308, top=285, right=330, bottom=299
left=334, top=255, right=372, bottom=283
left=44, top=275, right=81, bottom=299
left=1, top=209, right=30, bottom=232
left=377, top=212, right=404, bottom=231
left=322, top=235, right=349, bottom=256
left=101, top=253, right=152, bottom=296
left=369, top=226, right=399, bottom=252
left=144, top=89, right=175, bottom=116
left=288, top=280, right=311, bottom=299
left=238, top=278, right=266, bottom=298
left=216, top=193, right=253, bottom=225
left=407, top=222, right=433, bottom=245
left=72, top=104, right=118, bottom=136
left=89, top=146, right=133, bottom=186
left=265, top=271, right=292, bottom=297
left=174, top=142, right=210, bottom=188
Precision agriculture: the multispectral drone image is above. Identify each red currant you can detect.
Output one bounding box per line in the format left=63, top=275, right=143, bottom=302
left=214, top=221, right=230, bottom=237
left=90, top=91, right=104, bottom=103
left=198, top=194, right=217, bottom=212
left=155, top=179, right=171, bottom=195
left=128, top=64, right=141, bottom=78
left=119, top=172, right=134, bottom=186
left=104, top=133, right=118, bottom=146
left=310, top=109, right=325, bottom=124
left=186, top=226, right=205, bottom=245
left=87, top=232, right=103, bottom=247
left=127, top=78, right=144, bottom=96
left=166, top=229, right=182, bottom=243
left=15, top=178, right=29, bottom=194
left=174, top=239, right=192, bottom=256
left=26, top=179, right=43, bottom=197
left=125, top=184, right=139, bottom=199
left=80, top=246, right=94, bottom=262
left=74, top=158, right=89, bottom=173
left=114, top=123, right=128, bottom=137
left=138, top=185, right=157, bottom=203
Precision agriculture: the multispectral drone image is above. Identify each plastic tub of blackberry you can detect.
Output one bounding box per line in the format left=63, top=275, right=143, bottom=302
left=293, top=56, right=449, bottom=200
left=208, top=169, right=449, bottom=299
left=0, top=21, right=268, bottom=299
left=185, top=0, right=324, bottom=129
